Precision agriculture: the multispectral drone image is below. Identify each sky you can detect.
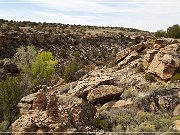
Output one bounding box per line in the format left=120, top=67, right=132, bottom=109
left=0, top=0, right=179, bottom=32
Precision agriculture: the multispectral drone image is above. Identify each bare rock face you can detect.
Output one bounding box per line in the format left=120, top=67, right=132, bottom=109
left=87, top=85, right=124, bottom=105
left=144, top=43, right=180, bottom=80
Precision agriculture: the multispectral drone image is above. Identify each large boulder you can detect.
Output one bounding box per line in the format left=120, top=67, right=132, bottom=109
left=145, top=44, right=180, bottom=80
left=87, top=85, right=124, bottom=105
left=11, top=93, right=71, bottom=134
left=68, top=74, right=115, bottom=98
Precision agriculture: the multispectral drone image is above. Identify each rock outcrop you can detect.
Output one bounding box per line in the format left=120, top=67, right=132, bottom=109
left=11, top=91, right=96, bottom=134
left=18, top=92, right=38, bottom=115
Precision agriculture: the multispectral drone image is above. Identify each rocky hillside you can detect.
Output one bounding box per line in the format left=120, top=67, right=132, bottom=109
left=10, top=37, right=180, bottom=133
left=0, top=20, right=150, bottom=79
left=0, top=20, right=179, bottom=133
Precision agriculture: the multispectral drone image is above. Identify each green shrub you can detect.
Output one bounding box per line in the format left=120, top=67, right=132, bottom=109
left=135, top=63, right=145, bottom=73
left=144, top=73, right=156, bottom=82
left=92, top=117, right=108, bottom=130
left=0, top=121, right=10, bottom=132
left=135, top=111, right=153, bottom=124
left=121, top=88, right=137, bottom=99
left=154, top=24, right=180, bottom=39
left=170, top=73, right=180, bottom=82
left=59, top=49, right=67, bottom=58
left=14, top=45, right=37, bottom=95
left=62, top=60, right=79, bottom=82
left=31, top=51, right=57, bottom=85
left=154, top=30, right=166, bottom=38
left=113, top=110, right=134, bottom=131
left=0, top=76, right=22, bottom=122
left=135, top=111, right=177, bottom=132
left=153, top=115, right=172, bottom=131
left=14, top=46, right=57, bottom=89
left=166, top=24, right=180, bottom=39
left=137, top=121, right=156, bottom=132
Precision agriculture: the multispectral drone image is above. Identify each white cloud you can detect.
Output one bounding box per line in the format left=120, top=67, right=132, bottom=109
left=7, top=0, right=180, bottom=31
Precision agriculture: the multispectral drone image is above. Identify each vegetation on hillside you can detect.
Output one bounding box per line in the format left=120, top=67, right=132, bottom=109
left=0, top=46, right=57, bottom=128
left=155, top=24, right=180, bottom=39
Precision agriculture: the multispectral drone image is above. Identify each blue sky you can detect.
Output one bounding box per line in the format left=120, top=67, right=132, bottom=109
left=0, top=0, right=179, bottom=32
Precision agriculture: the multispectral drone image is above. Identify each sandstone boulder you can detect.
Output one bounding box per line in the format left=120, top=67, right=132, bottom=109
left=87, top=85, right=124, bottom=105
left=112, top=99, right=134, bottom=108
left=146, top=44, right=180, bottom=80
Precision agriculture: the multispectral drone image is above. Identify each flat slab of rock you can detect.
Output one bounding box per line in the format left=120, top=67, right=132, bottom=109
left=116, top=43, right=147, bottom=62
left=87, top=85, right=124, bottom=105
left=20, top=92, right=39, bottom=103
